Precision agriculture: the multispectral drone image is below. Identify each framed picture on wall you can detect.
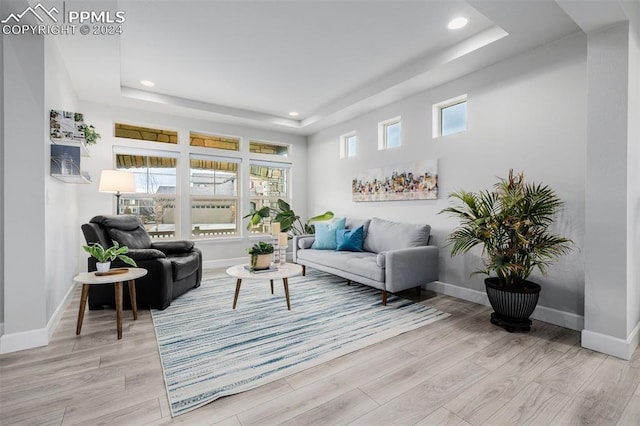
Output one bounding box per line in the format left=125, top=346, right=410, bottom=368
left=352, top=160, right=438, bottom=202
left=50, top=109, right=85, bottom=143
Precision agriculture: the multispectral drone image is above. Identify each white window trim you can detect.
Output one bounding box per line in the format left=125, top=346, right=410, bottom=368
left=432, top=94, right=467, bottom=138
left=378, top=116, right=402, bottom=150
left=189, top=153, right=241, bottom=239
left=340, top=131, right=357, bottom=159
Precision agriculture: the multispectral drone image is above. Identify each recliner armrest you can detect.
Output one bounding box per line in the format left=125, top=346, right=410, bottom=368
left=151, top=240, right=195, bottom=254
left=127, top=248, right=167, bottom=260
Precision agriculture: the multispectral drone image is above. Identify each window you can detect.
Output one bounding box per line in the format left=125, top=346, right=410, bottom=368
left=378, top=117, right=401, bottom=150
left=190, top=132, right=240, bottom=151
left=115, top=123, right=178, bottom=144
left=249, top=140, right=289, bottom=157
left=433, top=94, right=467, bottom=137
left=340, top=132, right=357, bottom=158
left=249, top=161, right=290, bottom=234
left=190, top=156, right=240, bottom=238
left=115, top=152, right=178, bottom=238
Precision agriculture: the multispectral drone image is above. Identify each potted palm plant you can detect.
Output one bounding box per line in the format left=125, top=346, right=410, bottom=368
left=83, top=241, right=137, bottom=272
left=441, top=170, right=573, bottom=332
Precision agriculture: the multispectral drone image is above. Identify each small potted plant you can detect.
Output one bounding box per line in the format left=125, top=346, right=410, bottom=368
left=441, top=169, right=573, bottom=332
left=83, top=240, right=137, bottom=272
left=247, top=241, right=274, bottom=270
left=82, top=124, right=101, bottom=145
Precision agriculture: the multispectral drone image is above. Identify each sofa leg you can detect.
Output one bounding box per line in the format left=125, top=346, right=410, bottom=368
left=347, top=280, right=351, bottom=286
left=382, top=290, right=387, bottom=306
left=302, top=265, right=306, bottom=276
left=416, top=286, right=421, bottom=295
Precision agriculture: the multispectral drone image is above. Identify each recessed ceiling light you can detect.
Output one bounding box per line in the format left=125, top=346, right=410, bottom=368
left=140, top=80, right=156, bottom=87
left=289, top=112, right=299, bottom=117
left=448, top=17, right=468, bottom=30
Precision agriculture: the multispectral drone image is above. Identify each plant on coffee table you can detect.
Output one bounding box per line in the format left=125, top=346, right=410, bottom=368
left=83, top=240, right=137, bottom=272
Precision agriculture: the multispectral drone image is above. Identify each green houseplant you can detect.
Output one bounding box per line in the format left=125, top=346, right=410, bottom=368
left=83, top=240, right=137, bottom=272
left=247, top=241, right=274, bottom=270
left=82, top=124, right=101, bottom=145
left=244, top=199, right=334, bottom=235
left=441, top=169, right=573, bottom=331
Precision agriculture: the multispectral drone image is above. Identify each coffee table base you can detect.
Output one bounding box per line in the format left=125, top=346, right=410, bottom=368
left=232, top=277, right=291, bottom=310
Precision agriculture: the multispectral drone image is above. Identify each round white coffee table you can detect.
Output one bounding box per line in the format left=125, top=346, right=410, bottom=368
left=226, top=263, right=303, bottom=310
left=73, top=267, right=148, bottom=339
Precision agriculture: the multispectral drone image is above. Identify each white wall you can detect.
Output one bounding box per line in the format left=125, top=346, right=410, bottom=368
left=0, top=1, right=5, bottom=331
left=307, top=33, right=587, bottom=324
left=76, top=102, right=308, bottom=266
left=1, top=29, right=48, bottom=352
left=0, top=3, right=5, bottom=330
left=44, top=38, right=81, bottom=322
left=627, top=23, right=640, bottom=338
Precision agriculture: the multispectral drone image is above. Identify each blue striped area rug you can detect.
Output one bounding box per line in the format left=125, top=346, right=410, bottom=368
left=151, top=269, right=449, bottom=417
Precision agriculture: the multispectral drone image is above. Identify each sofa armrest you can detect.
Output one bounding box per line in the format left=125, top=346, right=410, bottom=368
left=385, top=246, right=439, bottom=293
left=292, top=234, right=315, bottom=263
left=127, top=248, right=167, bottom=260
left=151, top=240, right=195, bottom=255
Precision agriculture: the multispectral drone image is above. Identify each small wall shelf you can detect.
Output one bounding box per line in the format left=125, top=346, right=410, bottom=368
left=50, top=139, right=90, bottom=157
left=51, top=173, right=91, bottom=184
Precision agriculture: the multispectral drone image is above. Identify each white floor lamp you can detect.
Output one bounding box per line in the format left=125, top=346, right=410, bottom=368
left=98, top=170, right=136, bottom=215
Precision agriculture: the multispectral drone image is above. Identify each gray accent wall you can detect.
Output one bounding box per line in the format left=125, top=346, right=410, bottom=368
left=307, top=33, right=587, bottom=322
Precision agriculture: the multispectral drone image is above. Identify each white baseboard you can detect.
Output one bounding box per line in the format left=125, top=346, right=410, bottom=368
left=0, top=281, right=76, bottom=354
left=0, top=327, right=48, bottom=354
left=426, top=280, right=584, bottom=331
left=582, top=321, right=640, bottom=360
left=47, top=282, right=76, bottom=340
left=203, top=257, right=247, bottom=269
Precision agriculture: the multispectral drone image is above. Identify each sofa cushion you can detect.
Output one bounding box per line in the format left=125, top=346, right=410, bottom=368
left=363, top=217, right=431, bottom=253
left=336, top=226, right=364, bottom=252
left=345, top=218, right=371, bottom=239
left=170, top=253, right=200, bottom=281
left=298, top=237, right=314, bottom=249
left=296, top=249, right=384, bottom=282
left=376, top=252, right=386, bottom=268
left=311, top=217, right=346, bottom=250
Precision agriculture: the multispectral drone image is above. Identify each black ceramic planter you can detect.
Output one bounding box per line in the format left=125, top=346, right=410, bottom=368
left=484, top=277, right=541, bottom=332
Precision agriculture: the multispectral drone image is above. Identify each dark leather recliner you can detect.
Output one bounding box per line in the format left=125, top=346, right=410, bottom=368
left=82, top=215, right=202, bottom=310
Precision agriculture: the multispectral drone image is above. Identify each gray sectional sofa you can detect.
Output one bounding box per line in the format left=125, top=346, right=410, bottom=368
left=292, top=217, right=439, bottom=305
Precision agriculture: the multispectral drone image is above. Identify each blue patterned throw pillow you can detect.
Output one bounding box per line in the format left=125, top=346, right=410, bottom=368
left=336, top=225, right=364, bottom=252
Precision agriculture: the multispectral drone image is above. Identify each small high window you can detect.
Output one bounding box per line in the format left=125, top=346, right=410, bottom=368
left=340, top=132, right=357, bottom=158
left=378, top=117, right=401, bottom=150
left=190, top=132, right=240, bottom=151
left=115, top=123, right=178, bottom=144
left=249, top=140, right=289, bottom=157
left=433, top=95, right=467, bottom=137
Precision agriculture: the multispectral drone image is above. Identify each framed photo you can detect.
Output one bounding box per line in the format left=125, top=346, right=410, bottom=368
left=50, top=109, right=85, bottom=143
left=352, top=160, right=438, bottom=202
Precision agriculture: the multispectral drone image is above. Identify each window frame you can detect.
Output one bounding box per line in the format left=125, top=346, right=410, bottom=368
left=432, top=94, right=468, bottom=138
left=189, top=154, right=241, bottom=239
left=248, top=160, right=292, bottom=235
left=378, top=116, right=402, bottom=150
left=113, top=148, right=180, bottom=239
left=340, top=131, right=357, bottom=158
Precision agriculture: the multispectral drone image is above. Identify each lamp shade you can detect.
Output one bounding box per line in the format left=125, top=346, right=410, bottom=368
left=98, top=170, right=136, bottom=194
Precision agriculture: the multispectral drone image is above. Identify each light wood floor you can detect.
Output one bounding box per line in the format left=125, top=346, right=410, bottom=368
left=2, top=268, right=640, bottom=426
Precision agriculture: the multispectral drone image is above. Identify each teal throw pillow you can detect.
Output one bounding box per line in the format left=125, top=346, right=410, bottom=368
left=311, top=217, right=345, bottom=250
left=336, top=225, right=365, bottom=252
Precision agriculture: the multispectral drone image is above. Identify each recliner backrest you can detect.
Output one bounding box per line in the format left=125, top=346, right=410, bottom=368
left=89, top=215, right=152, bottom=249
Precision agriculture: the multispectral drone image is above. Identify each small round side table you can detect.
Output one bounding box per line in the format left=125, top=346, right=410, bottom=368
left=73, top=267, right=148, bottom=339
